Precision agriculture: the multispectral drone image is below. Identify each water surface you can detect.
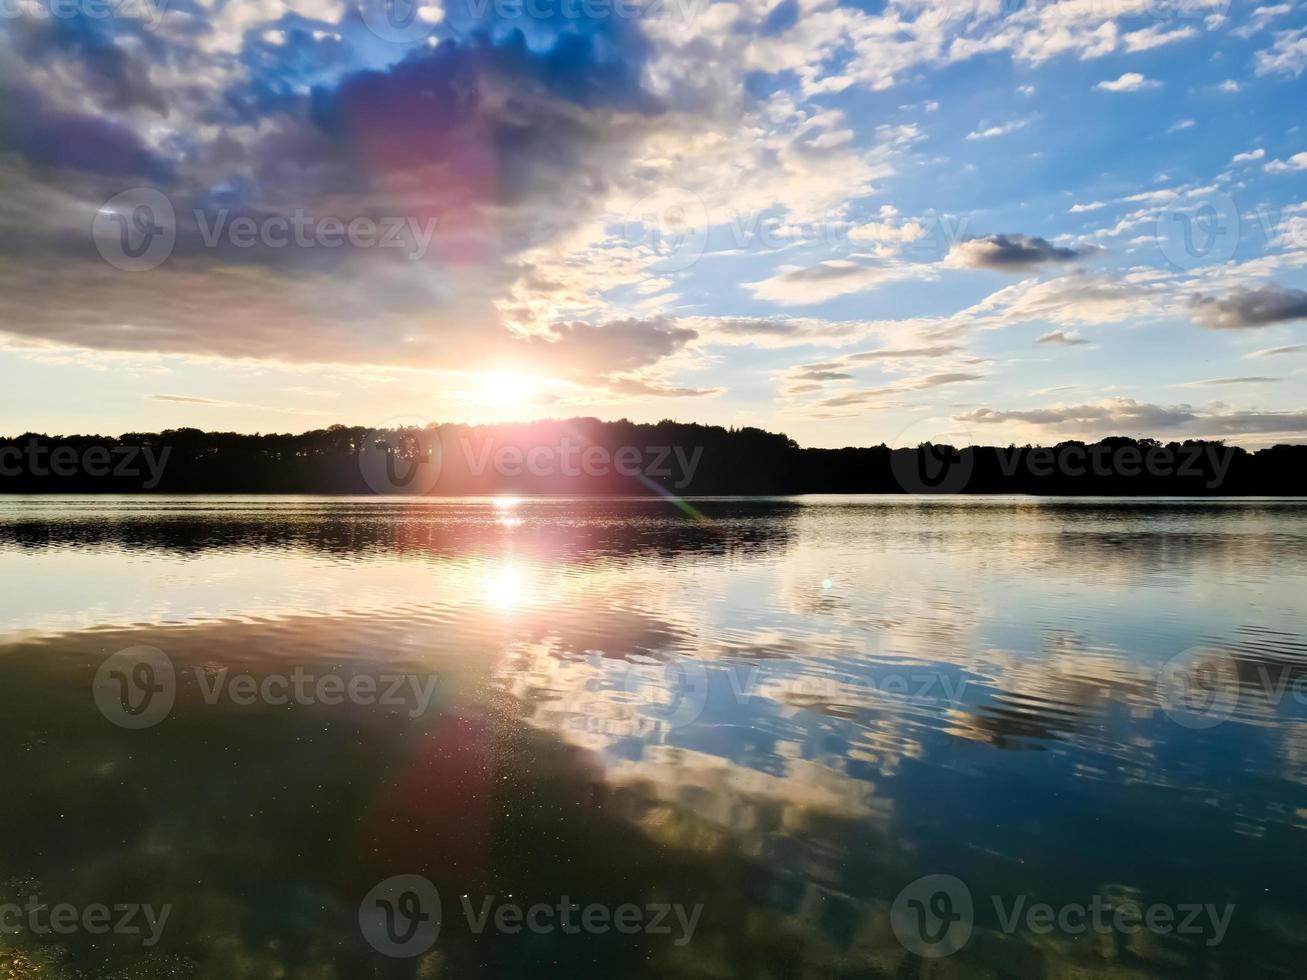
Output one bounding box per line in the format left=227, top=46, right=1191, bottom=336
left=2, top=496, right=1306, bottom=978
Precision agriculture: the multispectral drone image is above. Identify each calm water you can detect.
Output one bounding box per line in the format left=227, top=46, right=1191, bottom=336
left=2, top=496, right=1306, bottom=978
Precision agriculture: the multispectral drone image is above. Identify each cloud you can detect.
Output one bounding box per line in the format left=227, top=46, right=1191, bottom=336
left=946, top=234, right=1094, bottom=272
left=1266, top=152, right=1307, bottom=174
left=1255, top=26, right=1307, bottom=77
left=149, top=394, right=242, bottom=405
left=1036, top=330, right=1088, bottom=346
left=746, top=260, right=924, bottom=305
left=966, top=117, right=1032, bottom=140
left=523, top=317, right=700, bottom=378
left=1247, top=344, right=1307, bottom=357
left=1175, top=376, right=1280, bottom=386
left=1094, top=73, right=1160, bottom=93
left=804, top=372, right=985, bottom=416
left=1122, top=25, right=1196, bottom=52
left=846, top=345, right=964, bottom=361
left=1168, top=118, right=1196, bottom=132
left=958, top=399, right=1307, bottom=440
left=1190, top=284, right=1307, bottom=328
left=1231, top=148, right=1266, bottom=164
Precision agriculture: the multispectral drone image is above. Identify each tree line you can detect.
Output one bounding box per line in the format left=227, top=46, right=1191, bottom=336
left=1, top=420, right=1303, bottom=494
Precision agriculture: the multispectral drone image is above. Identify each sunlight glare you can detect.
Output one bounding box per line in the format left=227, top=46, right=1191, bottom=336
left=475, top=371, right=534, bottom=407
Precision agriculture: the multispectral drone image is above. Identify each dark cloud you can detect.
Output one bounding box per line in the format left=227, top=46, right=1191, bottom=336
left=0, top=18, right=690, bottom=381
left=1036, top=330, right=1088, bottom=346
left=0, top=85, right=171, bottom=180
left=949, top=233, right=1095, bottom=271
left=958, top=400, right=1307, bottom=437
left=959, top=402, right=1196, bottom=427
left=1190, top=283, right=1307, bottom=328
left=7, top=16, right=169, bottom=115
left=525, top=317, right=699, bottom=376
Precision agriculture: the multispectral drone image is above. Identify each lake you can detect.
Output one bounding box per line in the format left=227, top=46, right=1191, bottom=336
left=1, top=495, right=1305, bottom=978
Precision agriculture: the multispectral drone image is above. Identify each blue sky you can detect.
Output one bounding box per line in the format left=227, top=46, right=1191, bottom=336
left=1, top=0, right=1305, bottom=446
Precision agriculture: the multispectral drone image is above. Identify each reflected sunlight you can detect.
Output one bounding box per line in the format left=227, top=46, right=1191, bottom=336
left=486, top=562, right=529, bottom=609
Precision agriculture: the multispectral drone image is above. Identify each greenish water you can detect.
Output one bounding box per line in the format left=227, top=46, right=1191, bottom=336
left=1, top=496, right=1306, bottom=978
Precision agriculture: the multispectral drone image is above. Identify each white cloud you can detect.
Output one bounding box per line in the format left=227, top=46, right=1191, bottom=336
left=1095, top=73, right=1161, bottom=92
left=966, top=117, right=1033, bottom=140
left=746, top=260, right=927, bottom=305
left=1122, top=25, right=1196, bottom=52
left=1266, top=152, right=1307, bottom=174
left=1255, top=26, right=1307, bottom=77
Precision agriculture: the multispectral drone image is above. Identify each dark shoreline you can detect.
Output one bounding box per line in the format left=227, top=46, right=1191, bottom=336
left=3, top=421, right=1305, bottom=495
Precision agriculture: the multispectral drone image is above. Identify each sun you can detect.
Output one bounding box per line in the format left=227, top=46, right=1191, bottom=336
left=474, top=371, right=535, bottom=407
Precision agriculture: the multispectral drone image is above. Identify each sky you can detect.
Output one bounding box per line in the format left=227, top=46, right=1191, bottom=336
left=0, top=0, right=1305, bottom=448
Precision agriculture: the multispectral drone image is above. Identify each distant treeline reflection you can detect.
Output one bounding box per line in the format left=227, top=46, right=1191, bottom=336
left=1, top=420, right=1303, bottom=494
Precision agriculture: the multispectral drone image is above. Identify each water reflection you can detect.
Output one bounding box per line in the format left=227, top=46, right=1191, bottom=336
left=2, top=496, right=1306, bottom=978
